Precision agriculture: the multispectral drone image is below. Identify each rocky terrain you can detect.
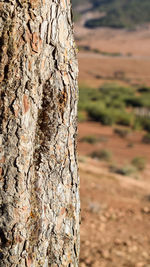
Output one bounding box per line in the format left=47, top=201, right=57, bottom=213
left=78, top=122, right=150, bottom=267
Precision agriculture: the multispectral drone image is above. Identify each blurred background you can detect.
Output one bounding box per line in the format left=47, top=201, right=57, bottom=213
left=72, top=0, right=150, bottom=266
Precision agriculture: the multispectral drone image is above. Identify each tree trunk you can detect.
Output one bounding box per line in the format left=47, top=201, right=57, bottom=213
left=0, top=0, right=79, bottom=266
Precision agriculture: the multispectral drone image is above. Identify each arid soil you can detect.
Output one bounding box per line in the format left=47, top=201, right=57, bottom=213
left=78, top=52, right=150, bottom=88
left=75, top=9, right=150, bottom=88
left=78, top=122, right=150, bottom=267
left=75, top=7, right=150, bottom=266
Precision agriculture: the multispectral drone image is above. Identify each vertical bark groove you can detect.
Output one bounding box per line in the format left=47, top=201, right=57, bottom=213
left=0, top=0, right=79, bottom=266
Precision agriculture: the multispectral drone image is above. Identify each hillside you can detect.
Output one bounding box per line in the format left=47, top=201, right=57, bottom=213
left=73, top=0, right=150, bottom=29
left=72, top=0, right=89, bottom=8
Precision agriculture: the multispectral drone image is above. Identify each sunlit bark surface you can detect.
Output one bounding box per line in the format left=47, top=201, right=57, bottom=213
left=0, top=0, right=79, bottom=266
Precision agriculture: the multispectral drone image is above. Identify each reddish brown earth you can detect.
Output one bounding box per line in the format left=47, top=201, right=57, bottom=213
left=78, top=122, right=150, bottom=266
left=75, top=8, right=150, bottom=266
left=78, top=53, right=150, bottom=88
left=75, top=10, right=150, bottom=88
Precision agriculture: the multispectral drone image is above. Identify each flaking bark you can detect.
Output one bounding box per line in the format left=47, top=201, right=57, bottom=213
left=0, top=0, right=79, bottom=266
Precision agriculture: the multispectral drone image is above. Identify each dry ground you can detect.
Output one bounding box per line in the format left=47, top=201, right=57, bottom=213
left=75, top=11, right=150, bottom=88
left=78, top=52, right=150, bottom=88
left=75, top=7, right=150, bottom=266
left=78, top=122, right=150, bottom=267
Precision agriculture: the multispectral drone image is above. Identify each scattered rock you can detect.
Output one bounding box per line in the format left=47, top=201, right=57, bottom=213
left=114, top=238, right=122, bottom=245
left=99, top=215, right=107, bottom=223
left=141, top=207, right=150, bottom=214
left=114, top=250, right=125, bottom=257
left=85, top=256, right=93, bottom=265
left=142, top=251, right=149, bottom=259
left=135, top=262, right=145, bottom=267
left=88, top=201, right=100, bottom=214
left=99, top=222, right=106, bottom=232
left=128, top=245, right=138, bottom=253
left=101, top=249, right=110, bottom=259
left=85, top=240, right=90, bottom=247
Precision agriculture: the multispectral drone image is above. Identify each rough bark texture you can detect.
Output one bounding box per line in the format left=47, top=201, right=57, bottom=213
left=0, top=0, right=79, bottom=266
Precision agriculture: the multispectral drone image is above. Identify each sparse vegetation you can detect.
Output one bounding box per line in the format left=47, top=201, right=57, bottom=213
left=125, top=95, right=150, bottom=108
left=85, top=0, right=150, bottom=29
left=127, top=142, right=134, bottom=148
left=80, top=135, right=107, bottom=144
left=90, top=149, right=112, bottom=161
left=110, top=156, right=146, bottom=177
left=114, top=128, right=131, bottom=138
left=110, top=164, right=137, bottom=176
left=78, top=111, right=88, bottom=122
left=131, top=157, right=146, bottom=171
left=80, top=135, right=99, bottom=144
left=78, top=83, right=150, bottom=133
left=78, top=45, right=122, bottom=57
left=142, top=133, right=150, bottom=144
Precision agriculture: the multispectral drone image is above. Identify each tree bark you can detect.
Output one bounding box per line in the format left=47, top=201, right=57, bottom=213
left=0, top=0, right=79, bottom=266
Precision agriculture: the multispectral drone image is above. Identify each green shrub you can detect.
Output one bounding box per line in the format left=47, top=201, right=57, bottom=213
left=78, top=111, right=88, bottom=122
left=132, top=117, right=150, bottom=132
left=78, top=83, right=141, bottom=128
left=131, top=157, right=146, bottom=171
left=126, top=94, right=150, bottom=108
left=110, top=164, right=136, bottom=176
left=87, top=104, right=115, bottom=125
left=139, top=117, right=150, bottom=132
left=114, top=127, right=131, bottom=138
left=90, top=149, right=112, bottom=161
left=107, top=99, right=125, bottom=109
left=80, top=135, right=99, bottom=144
left=85, top=0, right=150, bottom=29
left=142, top=133, right=150, bottom=144
left=99, top=83, right=133, bottom=96
left=133, top=119, right=143, bottom=131
left=138, top=86, right=150, bottom=93
left=125, top=96, right=142, bottom=107
left=139, top=94, right=150, bottom=108
left=115, top=111, right=133, bottom=126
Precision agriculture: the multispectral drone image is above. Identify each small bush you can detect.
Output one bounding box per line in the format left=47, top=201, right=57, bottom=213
left=78, top=111, right=88, bottom=122
left=98, top=136, right=108, bottom=142
left=78, top=83, right=143, bottom=128
left=131, top=157, right=146, bottom=171
left=126, top=94, right=150, bottom=108
left=141, top=118, right=150, bottom=132
left=110, top=164, right=136, bottom=176
left=78, top=156, right=87, bottom=163
left=107, top=99, right=125, bottom=109
left=114, top=128, right=131, bottom=138
left=142, top=133, right=150, bottom=144
left=138, top=87, right=150, bottom=93
left=87, top=104, right=115, bottom=125
left=125, top=96, right=143, bottom=107
left=133, top=119, right=143, bottom=131
left=90, top=149, right=112, bottom=161
left=115, top=112, right=133, bottom=126
left=80, top=135, right=99, bottom=144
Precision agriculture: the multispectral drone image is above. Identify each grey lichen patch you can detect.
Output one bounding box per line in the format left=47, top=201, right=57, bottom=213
left=40, top=21, right=48, bottom=41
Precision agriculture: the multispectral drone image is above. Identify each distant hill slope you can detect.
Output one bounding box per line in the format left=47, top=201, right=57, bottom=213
left=72, top=0, right=89, bottom=8
left=72, top=0, right=150, bottom=29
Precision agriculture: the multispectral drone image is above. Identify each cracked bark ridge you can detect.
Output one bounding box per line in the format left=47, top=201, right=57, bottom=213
left=0, top=0, right=79, bottom=266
